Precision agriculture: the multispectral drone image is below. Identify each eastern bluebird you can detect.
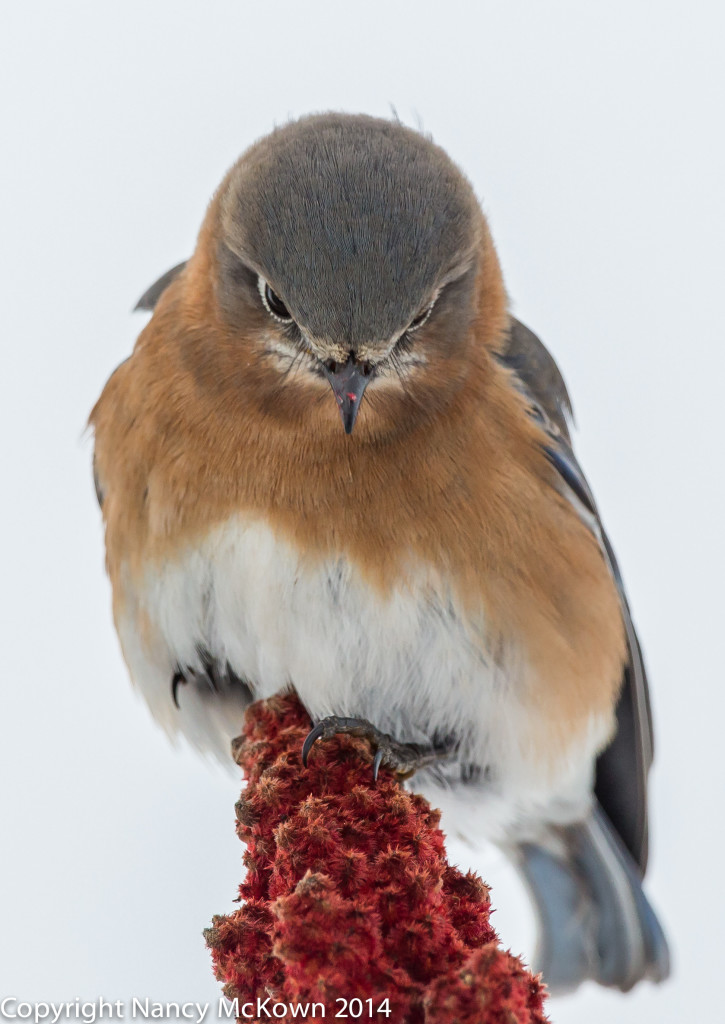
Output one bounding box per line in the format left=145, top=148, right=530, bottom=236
left=91, top=113, right=669, bottom=993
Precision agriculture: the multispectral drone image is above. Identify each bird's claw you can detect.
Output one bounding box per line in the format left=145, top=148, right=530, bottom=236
left=301, top=715, right=452, bottom=780
left=171, top=659, right=223, bottom=710
left=171, top=671, right=187, bottom=709
left=301, top=716, right=372, bottom=767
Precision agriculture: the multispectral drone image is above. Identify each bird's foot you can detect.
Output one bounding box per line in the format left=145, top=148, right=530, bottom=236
left=301, top=715, right=455, bottom=780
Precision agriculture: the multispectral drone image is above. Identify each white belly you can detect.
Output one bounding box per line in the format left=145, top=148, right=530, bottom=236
left=116, top=516, right=607, bottom=842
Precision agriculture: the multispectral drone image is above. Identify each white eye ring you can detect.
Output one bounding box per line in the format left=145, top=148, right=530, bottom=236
left=257, top=275, right=294, bottom=323
left=406, top=298, right=436, bottom=333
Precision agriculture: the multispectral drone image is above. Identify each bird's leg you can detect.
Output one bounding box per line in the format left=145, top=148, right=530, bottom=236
left=301, top=715, right=456, bottom=780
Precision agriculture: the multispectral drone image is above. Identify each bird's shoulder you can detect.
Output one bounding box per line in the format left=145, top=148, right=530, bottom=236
left=498, top=317, right=574, bottom=442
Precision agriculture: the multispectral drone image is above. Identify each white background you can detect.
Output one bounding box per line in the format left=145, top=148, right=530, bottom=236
left=1, top=2, right=723, bottom=1020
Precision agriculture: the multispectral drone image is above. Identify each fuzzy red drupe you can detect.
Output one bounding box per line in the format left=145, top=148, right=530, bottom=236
left=205, top=694, right=548, bottom=1023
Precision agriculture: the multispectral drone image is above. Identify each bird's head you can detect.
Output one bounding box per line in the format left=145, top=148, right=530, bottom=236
left=194, top=113, right=506, bottom=439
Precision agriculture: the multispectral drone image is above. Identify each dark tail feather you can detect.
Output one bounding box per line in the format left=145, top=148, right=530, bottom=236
left=516, top=805, right=670, bottom=993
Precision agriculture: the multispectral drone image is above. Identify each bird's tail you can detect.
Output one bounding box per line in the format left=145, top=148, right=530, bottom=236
left=515, top=804, right=670, bottom=993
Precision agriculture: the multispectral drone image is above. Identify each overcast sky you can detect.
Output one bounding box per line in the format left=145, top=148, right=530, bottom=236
left=1, top=2, right=723, bottom=1021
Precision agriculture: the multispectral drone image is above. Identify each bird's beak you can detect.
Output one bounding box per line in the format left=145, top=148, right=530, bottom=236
left=321, top=355, right=374, bottom=434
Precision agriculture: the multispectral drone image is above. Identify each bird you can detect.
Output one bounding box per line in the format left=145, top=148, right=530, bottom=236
left=90, top=112, right=669, bottom=993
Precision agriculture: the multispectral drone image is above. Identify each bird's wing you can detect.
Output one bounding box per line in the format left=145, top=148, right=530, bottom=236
left=134, top=261, right=188, bottom=311
left=498, top=317, right=654, bottom=874
left=94, top=264, right=186, bottom=503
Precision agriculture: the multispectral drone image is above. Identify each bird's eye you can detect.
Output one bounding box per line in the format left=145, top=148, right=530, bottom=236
left=257, top=276, right=293, bottom=323
left=407, top=301, right=435, bottom=333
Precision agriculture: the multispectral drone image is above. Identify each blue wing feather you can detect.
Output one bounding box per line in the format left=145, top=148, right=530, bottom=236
left=500, top=318, right=653, bottom=872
